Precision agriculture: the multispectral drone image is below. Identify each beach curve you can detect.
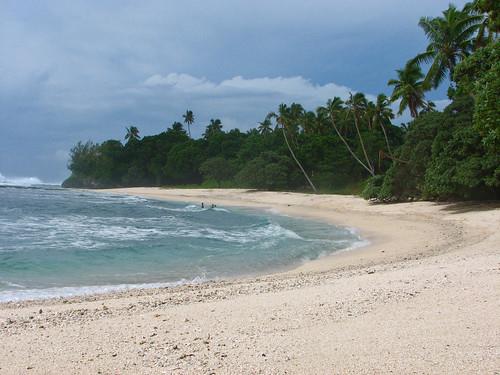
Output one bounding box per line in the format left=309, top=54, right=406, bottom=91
left=0, top=188, right=498, bottom=374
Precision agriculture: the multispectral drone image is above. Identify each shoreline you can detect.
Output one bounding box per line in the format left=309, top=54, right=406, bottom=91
left=93, top=188, right=466, bottom=274
left=1, top=189, right=369, bottom=305
left=1, top=188, right=498, bottom=374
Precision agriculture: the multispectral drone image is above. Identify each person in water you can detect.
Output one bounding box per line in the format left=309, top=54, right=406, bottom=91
left=201, top=202, right=204, bottom=208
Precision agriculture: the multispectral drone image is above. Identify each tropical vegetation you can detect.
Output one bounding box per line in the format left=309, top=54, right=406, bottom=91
left=64, top=1, right=499, bottom=201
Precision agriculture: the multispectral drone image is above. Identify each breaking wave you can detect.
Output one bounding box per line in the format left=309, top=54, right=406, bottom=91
left=0, top=172, right=58, bottom=187
left=0, top=186, right=364, bottom=302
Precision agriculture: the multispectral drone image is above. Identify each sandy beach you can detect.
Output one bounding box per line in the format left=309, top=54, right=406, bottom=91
left=1, top=188, right=499, bottom=374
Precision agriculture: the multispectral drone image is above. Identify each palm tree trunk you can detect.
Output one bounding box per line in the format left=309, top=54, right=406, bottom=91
left=281, top=127, right=317, bottom=192
left=353, top=114, right=375, bottom=175
left=188, top=124, right=191, bottom=137
left=379, top=150, right=409, bottom=164
left=379, top=121, right=393, bottom=157
left=331, top=119, right=375, bottom=176
left=409, top=98, right=418, bottom=118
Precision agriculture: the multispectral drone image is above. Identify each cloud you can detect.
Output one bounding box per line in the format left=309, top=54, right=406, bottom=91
left=144, top=74, right=215, bottom=91
left=136, top=73, right=380, bottom=135
left=0, top=0, right=466, bottom=181
left=142, top=73, right=354, bottom=106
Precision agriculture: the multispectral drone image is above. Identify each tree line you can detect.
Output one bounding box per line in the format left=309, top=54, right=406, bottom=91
left=63, top=101, right=404, bottom=192
left=64, top=1, right=499, bottom=201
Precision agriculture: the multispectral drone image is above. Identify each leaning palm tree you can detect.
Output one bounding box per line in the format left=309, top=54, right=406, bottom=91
left=412, top=4, right=482, bottom=88
left=372, top=94, right=395, bottom=157
left=124, top=126, right=140, bottom=143
left=322, top=98, right=375, bottom=177
left=182, top=109, right=195, bottom=137
left=269, top=104, right=317, bottom=192
left=345, top=92, right=374, bottom=175
left=388, top=61, right=428, bottom=118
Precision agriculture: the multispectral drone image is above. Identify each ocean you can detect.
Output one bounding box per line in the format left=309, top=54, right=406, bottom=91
left=0, top=184, right=364, bottom=302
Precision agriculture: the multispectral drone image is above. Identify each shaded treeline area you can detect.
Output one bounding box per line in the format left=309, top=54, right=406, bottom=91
left=63, top=102, right=404, bottom=193
left=64, top=1, right=499, bottom=201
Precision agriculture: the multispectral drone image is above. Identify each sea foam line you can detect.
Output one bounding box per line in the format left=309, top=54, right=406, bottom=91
left=0, top=276, right=208, bottom=303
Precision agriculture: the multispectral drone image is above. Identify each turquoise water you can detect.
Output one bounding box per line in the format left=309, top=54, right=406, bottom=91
left=0, top=185, right=363, bottom=301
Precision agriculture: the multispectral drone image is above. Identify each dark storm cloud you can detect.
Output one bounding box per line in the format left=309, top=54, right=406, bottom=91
left=0, top=0, right=465, bottom=181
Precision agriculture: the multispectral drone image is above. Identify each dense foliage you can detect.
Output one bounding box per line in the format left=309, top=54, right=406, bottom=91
left=63, top=101, right=404, bottom=191
left=364, top=95, right=499, bottom=201
left=64, top=1, right=499, bottom=201
left=362, top=1, right=499, bottom=201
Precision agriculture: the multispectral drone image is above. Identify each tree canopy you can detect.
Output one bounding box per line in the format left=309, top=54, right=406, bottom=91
left=64, top=2, right=499, bottom=201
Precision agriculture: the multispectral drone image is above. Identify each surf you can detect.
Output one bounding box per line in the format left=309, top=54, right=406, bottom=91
left=0, top=187, right=363, bottom=301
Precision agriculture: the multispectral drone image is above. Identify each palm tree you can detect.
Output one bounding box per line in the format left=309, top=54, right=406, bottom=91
left=463, top=0, right=498, bottom=48
left=388, top=61, right=428, bottom=118
left=182, top=109, right=195, bottom=137
left=345, top=92, right=374, bottom=175
left=125, top=126, right=140, bottom=143
left=170, top=121, right=185, bottom=133
left=365, top=101, right=377, bottom=130
left=323, top=97, right=375, bottom=177
left=210, top=118, right=223, bottom=131
left=286, top=102, right=304, bottom=147
left=373, top=94, right=395, bottom=157
left=420, top=100, right=437, bottom=115
left=269, top=104, right=317, bottom=192
left=302, top=111, right=317, bottom=134
left=203, top=118, right=223, bottom=139
left=257, top=118, right=273, bottom=135
left=412, top=4, right=482, bottom=88
left=315, top=107, right=330, bottom=135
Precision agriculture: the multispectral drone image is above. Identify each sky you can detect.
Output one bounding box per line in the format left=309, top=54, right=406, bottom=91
left=0, top=0, right=467, bottom=183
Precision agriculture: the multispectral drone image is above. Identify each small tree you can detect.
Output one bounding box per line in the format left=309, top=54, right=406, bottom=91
left=125, top=126, right=140, bottom=143
left=199, top=157, right=234, bottom=186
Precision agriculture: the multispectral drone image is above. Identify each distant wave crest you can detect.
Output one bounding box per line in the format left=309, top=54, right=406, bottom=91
left=0, top=172, right=56, bottom=187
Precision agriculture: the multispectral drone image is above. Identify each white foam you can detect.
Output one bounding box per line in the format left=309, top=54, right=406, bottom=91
left=212, top=207, right=230, bottom=213
left=330, top=226, right=370, bottom=253
left=334, top=238, right=371, bottom=254
left=163, top=222, right=304, bottom=244
left=0, top=276, right=208, bottom=303
left=0, top=188, right=368, bottom=302
left=0, top=215, right=175, bottom=252
left=0, top=280, right=25, bottom=288
left=0, top=172, right=54, bottom=187
left=146, top=204, right=209, bottom=213
left=120, top=195, right=148, bottom=203
left=145, top=203, right=231, bottom=213
left=85, top=193, right=148, bottom=204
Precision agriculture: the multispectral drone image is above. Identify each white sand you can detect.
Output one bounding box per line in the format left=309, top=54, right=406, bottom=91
left=0, top=188, right=498, bottom=374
